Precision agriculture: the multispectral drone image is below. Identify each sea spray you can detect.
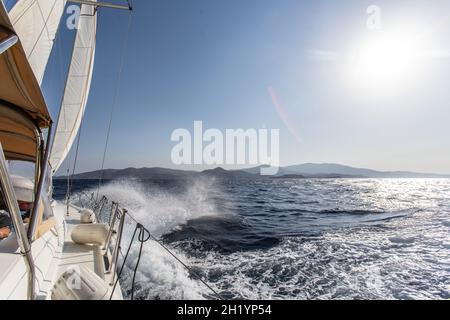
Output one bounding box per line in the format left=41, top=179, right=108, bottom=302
left=64, top=178, right=450, bottom=300
left=93, top=177, right=223, bottom=237
left=72, top=177, right=225, bottom=299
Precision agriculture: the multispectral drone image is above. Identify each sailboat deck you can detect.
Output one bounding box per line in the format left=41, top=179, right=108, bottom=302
left=57, top=204, right=106, bottom=279
left=51, top=201, right=123, bottom=299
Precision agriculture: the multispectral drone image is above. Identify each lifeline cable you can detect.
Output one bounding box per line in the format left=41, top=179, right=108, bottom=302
left=124, top=213, right=223, bottom=300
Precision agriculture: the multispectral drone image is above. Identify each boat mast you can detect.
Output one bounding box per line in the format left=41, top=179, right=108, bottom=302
left=68, top=0, right=133, bottom=10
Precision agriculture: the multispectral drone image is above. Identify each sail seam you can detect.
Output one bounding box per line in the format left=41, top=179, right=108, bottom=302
left=27, top=0, right=60, bottom=84
left=9, top=0, right=36, bottom=24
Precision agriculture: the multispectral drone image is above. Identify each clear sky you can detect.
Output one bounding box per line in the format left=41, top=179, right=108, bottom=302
left=31, top=0, right=450, bottom=174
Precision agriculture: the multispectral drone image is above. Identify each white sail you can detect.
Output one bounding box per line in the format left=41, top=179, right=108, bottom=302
left=9, top=0, right=67, bottom=84
left=50, top=2, right=97, bottom=173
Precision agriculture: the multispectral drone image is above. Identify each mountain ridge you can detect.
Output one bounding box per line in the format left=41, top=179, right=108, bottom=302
left=56, top=163, right=450, bottom=180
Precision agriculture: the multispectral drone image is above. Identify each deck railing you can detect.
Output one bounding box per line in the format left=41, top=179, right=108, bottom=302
left=70, top=192, right=222, bottom=300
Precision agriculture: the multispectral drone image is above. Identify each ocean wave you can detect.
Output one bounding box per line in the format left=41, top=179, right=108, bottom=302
left=63, top=177, right=450, bottom=300
left=72, top=177, right=226, bottom=299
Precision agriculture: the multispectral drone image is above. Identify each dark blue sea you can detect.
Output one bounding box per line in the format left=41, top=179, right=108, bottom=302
left=54, top=177, right=450, bottom=300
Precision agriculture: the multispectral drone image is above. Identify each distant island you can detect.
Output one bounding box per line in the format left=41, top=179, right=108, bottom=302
left=55, top=163, right=450, bottom=180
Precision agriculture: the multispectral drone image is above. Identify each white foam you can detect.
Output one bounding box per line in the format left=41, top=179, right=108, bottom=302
left=69, top=178, right=450, bottom=300
left=95, top=177, right=221, bottom=237
left=75, top=177, right=222, bottom=299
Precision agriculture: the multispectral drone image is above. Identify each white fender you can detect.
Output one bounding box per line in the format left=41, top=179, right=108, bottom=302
left=70, top=223, right=109, bottom=245
left=80, top=209, right=95, bottom=224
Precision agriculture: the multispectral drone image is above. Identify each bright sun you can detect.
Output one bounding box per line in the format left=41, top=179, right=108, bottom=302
left=350, top=29, right=424, bottom=91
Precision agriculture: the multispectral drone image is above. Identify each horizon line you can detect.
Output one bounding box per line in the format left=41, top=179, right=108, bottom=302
left=59, top=162, right=450, bottom=177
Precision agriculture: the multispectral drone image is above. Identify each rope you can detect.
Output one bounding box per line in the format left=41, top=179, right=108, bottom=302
left=65, top=163, right=70, bottom=215
left=125, top=213, right=223, bottom=300
left=96, top=10, right=133, bottom=200
left=54, top=15, right=72, bottom=215
left=83, top=193, right=223, bottom=300
left=70, top=5, right=222, bottom=294
left=66, top=119, right=84, bottom=207
left=110, top=223, right=150, bottom=300
left=55, top=2, right=78, bottom=211
left=118, top=248, right=133, bottom=279
left=71, top=122, right=83, bottom=180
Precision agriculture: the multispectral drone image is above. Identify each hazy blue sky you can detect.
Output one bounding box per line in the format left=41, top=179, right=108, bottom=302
left=16, top=0, right=450, bottom=174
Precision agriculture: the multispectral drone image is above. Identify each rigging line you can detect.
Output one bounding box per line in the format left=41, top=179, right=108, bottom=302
left=110, top=223, right=149, bottom=300
left=124, top=211, right=223, bottom=300
left=96, top=10, right=133, bottom=200
left=56, top=4, right=97, bottom=178
left=51, top=5, right=79, bottom=172
left=55, top=4, right=74, bottom=208
left=118, top=247, right=133, bottom=279
left=67, top=119, right=84, bottom=201
left=89, top=193, right=221, bottom=299
left=65, top=143, right=71, bottom=215
left=8, top=0, right=36, bottom=24
left=67, top=5, right=96, bottom=196
left=56, top=23, right=66, bottom=93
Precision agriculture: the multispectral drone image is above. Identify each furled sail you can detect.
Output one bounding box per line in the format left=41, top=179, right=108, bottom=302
left=9, top=0, right=67, bottom=84
left=50, top=2, right=97, bottom=173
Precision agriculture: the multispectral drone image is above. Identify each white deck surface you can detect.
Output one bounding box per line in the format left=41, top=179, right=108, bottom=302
left=0, top=201, right=123, bottom=300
